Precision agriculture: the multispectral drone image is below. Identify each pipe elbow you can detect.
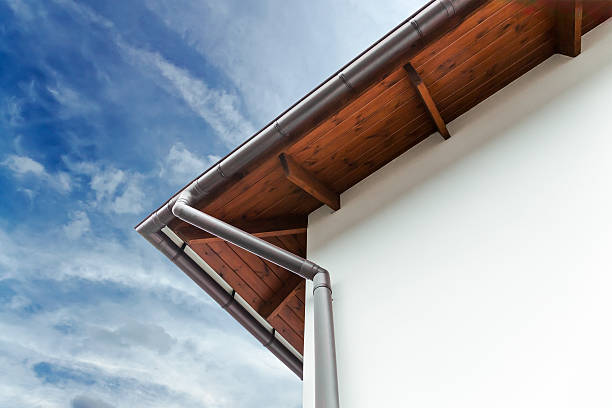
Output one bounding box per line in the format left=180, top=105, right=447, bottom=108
left=312, top=267, right=332, bottom=294
left=172, top=191, right=193, bottom=219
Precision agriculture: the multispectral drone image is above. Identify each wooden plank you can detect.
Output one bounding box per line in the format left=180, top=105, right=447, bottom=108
left=273, top=234, right=306, bottom=258
left=175, top=1, right=534, bottom=232
left=207, top=241, right=275, bottom=299
left=294, top=233, right=307, bottom=254
left=555, top=0, right=583, bottom=57
left=404, top=62, right=450, bottom=140
left=196, top=2, right=526, bottom=224
left=225, top=243, right=286, bottom=288
left=279, top=153, right=340, bottom=211
left=269, top=314, right=304, bottom=353
left=259, top=274, right=303, bottom=319
left=295, top=280, right=306, bottom=304
left=352, top=39, right=556, bottom=189
left=286, top=1, right=542, bottom=189
left=331, top=16, right=554, bottom=191
left=411, top=0, right=517, bottom=67
left=179, top=216, right=308, bottom=244
left=239, top=183, right=318, bottom=221
left=277, top=303, right=305, bottom=336
left=284, top=285, right=305, bottom=321
left=189, top=241, right=265, bottom=310
left=444, top=39, right=556, bottom=125
left=581, top=1, right=610, bottom=34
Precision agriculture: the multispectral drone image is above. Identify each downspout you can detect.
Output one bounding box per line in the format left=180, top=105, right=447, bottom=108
left=136, top=0, right=485, bottom=403
left=172, top=190, right=339, bottom=408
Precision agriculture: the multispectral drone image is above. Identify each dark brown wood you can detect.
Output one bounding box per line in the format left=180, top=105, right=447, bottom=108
left=279, top=153, right=340, bottom=211
left=207, top=241, right=275, bottom=299
left=556, top=0, right=583, bottom=57
left=265, top=235, right=306, bottom=258
left=269, top=313, right=304, bottom=353
left=176, top=216, right=307, bottom=243
left=189, top=241, right=265, bottom=310
left=582, top=1, right=611, bottom=34
left=404, top=62, right=450, bottom=140
left=258, top=274, right=303, bottom=319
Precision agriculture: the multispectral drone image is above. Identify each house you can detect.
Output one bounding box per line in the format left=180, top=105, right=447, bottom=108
left=137, top=1, right=611, bottom=406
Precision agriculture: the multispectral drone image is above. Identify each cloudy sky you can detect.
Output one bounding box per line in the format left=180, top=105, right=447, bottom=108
left=0, top=0, right=421, bottom=406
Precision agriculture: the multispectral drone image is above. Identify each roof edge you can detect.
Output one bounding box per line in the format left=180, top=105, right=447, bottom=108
left=136, top=0, right=485, bottom=232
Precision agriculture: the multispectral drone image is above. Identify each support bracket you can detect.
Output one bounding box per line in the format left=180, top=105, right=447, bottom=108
left=555, top=0, right=583, bottom=57
left=279, top=153, right=341, bottom=211
left=404, top=62, right=450, bottom=140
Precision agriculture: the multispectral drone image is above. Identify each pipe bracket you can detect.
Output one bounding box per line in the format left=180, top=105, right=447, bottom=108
left=263, top=329, right=276, bottom=348
left=221, top=290, right=236, bottom=309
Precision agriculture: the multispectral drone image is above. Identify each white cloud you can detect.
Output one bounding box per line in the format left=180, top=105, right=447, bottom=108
left=4, top=0, right=35, bottom=20
left=122, top=45, right=255, bottom=148
left=56, top=171, right=72, bottom=193
left=92, top=322, right=177, bottom=355
left=52, top=0, right=255, bottom=149
left=144, top=0, right=423, bottom=123
left=47, top=82, right=100, bottom=118
left=2, top=154, right=46, bottom=176
left=160, top=143, right=220, bottom=186
left=109, top=179, right=145, bottom=215
left=63, top=211, right=91, bottom=239
left=1, top=97, right=24, bottom=126
left=90, top=168, right=125, bottom=203
left=66, top=160, right=146, bottom=215
left=0, top=223, right=301, bottom=408
left=1, top=154, right=72, bottom=194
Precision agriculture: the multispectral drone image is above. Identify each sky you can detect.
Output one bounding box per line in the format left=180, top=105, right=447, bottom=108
left=0, top=0, right=421, bottom=406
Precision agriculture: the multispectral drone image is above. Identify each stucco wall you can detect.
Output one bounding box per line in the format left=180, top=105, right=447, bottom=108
left=303, top=20, right=612, bottom=408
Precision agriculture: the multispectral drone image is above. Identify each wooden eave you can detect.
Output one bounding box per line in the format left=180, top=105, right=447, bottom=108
left=164, top=0, right=610, bottom=355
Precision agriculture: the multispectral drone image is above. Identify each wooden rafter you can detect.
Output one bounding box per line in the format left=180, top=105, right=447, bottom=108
left=279, top=153, right=340, bottom=211
left=258, top=274, right=303, bottom=320
left=175, top=216, right=308, bottom=243
left=555, top=0, right=583, bottom=57
left=404, top=62, right=450, bottom=140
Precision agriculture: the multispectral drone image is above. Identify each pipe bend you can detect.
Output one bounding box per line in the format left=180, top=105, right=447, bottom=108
left=173, top=188, right=197, bottom=218
left=312, top=268, right=332, bottom=294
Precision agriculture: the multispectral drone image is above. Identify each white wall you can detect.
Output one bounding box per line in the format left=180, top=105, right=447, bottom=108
left=303, top=20, right=612, bottom=408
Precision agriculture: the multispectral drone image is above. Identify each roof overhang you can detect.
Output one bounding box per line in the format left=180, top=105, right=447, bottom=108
left=137, top=0, right=611, bottom=375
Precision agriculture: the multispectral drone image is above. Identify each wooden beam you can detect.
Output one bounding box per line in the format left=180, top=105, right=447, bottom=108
left=404, top=62, right=451, bottom=140
left=555, top=0, right=583, bottom=57
left=175, top=216, right=308, bottom=243
left=259, top=274, right=303, bottom=320
left=279, top=153, right=340, bottom=211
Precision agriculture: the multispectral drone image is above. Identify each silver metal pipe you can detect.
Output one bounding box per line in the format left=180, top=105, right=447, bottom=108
left=173, top=200, right=314, bottom=279
left=313, top=271, right=339, bottom=408
left=172, top=198, right=339, bottom=407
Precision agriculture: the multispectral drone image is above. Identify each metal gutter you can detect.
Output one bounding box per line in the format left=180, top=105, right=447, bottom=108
left=136, top=0, right=484, bottom=235
left=136, top=0, right=485, bottom=399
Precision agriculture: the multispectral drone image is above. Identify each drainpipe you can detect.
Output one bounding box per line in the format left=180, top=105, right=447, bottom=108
left=172, top=191, right=339, bottom=408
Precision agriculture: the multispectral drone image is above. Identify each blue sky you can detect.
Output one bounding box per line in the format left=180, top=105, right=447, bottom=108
left=0, top=0, right=420, bottom=406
